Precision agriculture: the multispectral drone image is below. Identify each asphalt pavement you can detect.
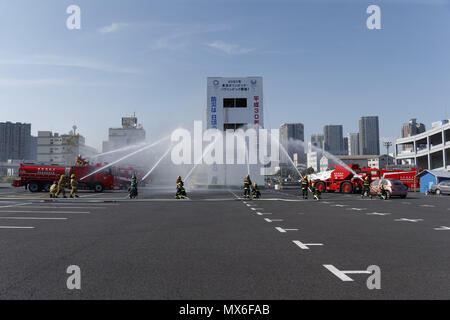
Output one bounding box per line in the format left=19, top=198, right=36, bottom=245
left=0, top=186, right=448, bottom=299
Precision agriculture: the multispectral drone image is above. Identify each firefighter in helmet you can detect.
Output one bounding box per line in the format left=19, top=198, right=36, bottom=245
left=128, top=174, right=138, bottom=199
left=252, top=182, right=261, bottom=199
left=69, top=174, right=79, bottom=198
left=175, top=176, right=187, bottom=199
left=301, top=175, right=309, bottom=199
left=243, top=174, right=252, bottom=199
left=49, top=181, right=58, bottom=198
left=361, top=175, right=372, bottom=199
left=311, top=181, right=321, bottom=200
left=56, top=174, right=67, bottom=198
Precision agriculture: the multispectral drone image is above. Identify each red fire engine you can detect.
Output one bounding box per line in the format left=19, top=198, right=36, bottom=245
left=309, top=164, right=418, bottom=194
left=12, top=162, right=115, bottom=193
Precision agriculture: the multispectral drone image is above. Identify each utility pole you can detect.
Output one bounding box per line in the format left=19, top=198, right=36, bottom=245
left=383, top=141, right=393, bottom=166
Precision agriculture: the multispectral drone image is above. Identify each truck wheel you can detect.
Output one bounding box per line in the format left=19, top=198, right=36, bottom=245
left=315, top=182, right=326, bottom=193
left=28, top=182, right=40, bottom=193
left=436, top=189, right=441, bottom=195
left=93, top=183, right=104, bottom=193
left=43, top=183, right=52, bottom=192
left=341, top=182, right=353, bottom=194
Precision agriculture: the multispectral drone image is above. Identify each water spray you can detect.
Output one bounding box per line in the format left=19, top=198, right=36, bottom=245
left=81, top=135, right=170, bottom=180
left=89, top=142, right=148, bottom=159
left=270, top=136, right=302, bottom=177
left=185, top=140, right=217, bottom=182
left=141, top=144, right=173, bottom=181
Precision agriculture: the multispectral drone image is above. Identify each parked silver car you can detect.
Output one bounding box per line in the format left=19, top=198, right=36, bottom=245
left=428, top=180, right=450, bottom=195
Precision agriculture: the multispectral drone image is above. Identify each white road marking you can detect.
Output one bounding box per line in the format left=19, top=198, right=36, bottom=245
left=366, top=212, right=391, bottom=216
left=21, top=206, right=106, bottom=210
left=323, top=265, right=370, bottom=282
left=256, top=212, right=272, bottom=215
left=0, top=210, right=89, bottom=214
left=402, top=202, right=411, bottom=205
left=0, top=217, right=67, bottom=220
left=321, top=202, right=331, bottom=204
left=264, top=218, right=283, bottom=222
left=251, top=208, right=263, bottom=211
left=0, top=226, right=35, bottom=229
left=420, top=204, right=435, bottom=208
left=275, top=227, right=298, bottom=233
left=395, top=218, right=423, bottom=223
left=333, top=204, right=348, bottom=207
left=434, top=226, right=450, bottom=231
left=0, top=203, right=30, bottom=208
left=347, top=208, right=366, bottom=211
left=293, top=240, right=323, bottom=250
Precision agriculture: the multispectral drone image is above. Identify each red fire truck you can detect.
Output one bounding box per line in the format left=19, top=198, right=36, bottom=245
left=12, top=162, right=115, bottom=193
left=309, top=164, right=418, bottom=194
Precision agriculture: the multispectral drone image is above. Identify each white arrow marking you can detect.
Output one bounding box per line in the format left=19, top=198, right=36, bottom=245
left=395, top=218, right=423, bottom=223
left=434, top=226, right=450, bottom=231
left=323, top=265, right=370, bottom=282
left=293, top=240, right=323, bottom=250
left=366, top=212, right=391, bottom=216
left=275, top=227, right=298, bottom=233
left=264, top=218, right=283, bottom=223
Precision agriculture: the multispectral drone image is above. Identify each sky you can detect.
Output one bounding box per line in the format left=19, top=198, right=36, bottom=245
left=1, top=0, right=449, bottom=152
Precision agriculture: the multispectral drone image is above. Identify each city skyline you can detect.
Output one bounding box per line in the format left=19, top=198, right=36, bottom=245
left=1, top=1, right=449, bottom=151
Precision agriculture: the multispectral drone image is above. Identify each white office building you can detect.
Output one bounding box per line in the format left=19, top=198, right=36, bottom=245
left=206, top=77, right=265, bottom=185
left=395, top=119, right=450, bottom=171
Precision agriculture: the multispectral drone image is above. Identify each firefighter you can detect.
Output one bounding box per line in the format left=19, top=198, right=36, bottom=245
left=49, top=181, right=58, bottom=198
left=378, top=183, right=388, bottom=200
left=69, top=174, right=79, bottom=198
left=310, top=181, right=321, bottom=201
left=75, top=155, right=87, bottom=166
left=361, top=175, right=372, bottom=199
left=56, top=174, right=67, bottom=198
left=128, top=174, right=138, bottom=199
left=301, top=175, right=309, bottom=199
left=175, top=176, right=187, bottom=199
left=252, top=182, right=261, bottom=199
left=243, top=174, right=252, bottom=199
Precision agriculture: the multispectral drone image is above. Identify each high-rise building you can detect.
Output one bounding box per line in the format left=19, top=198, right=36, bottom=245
left=102, top=115, right=146, bottom=153
left=348, top=133, right=360, bottom=155
left=206, top=77, right=264, bottom=185
left=343, top=136, right=349, bottom=155
left=359, top=116, right=380, bottom=155
left=323, top=125, right=344, bottom=155
left=279, top=123, right=305, bottom=166
left=310, top=133, right=324, bottom=150
left=0, top=122, right=33, bottom=162
left=401, top=118, right=426, bottom=138
left=37, top=131, right=97, bottom=166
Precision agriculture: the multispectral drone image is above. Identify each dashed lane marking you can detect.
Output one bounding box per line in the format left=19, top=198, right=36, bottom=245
left=434, top=226, right=450, bottom=231
left=275, top=227, right=298, bottom=233
left=366, top=212, right=391, bottom=216
left=256, top=212, right=272, bottom=215
left=293, top=240, right=323, bottom=250
left=420, top=204, right=435, bottom=208
left=333, top=204, right=348, bottom=207
left=395, top=218, right=423, bottom=223
left=347, top=208, right=366, bottom=211
left=264, top=218, right=283, bottom=222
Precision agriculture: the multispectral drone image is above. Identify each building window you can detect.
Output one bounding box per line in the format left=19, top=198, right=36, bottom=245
left=223, top=98, right=247, bottom=108
left=224, top=123, right=245, bottom=131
